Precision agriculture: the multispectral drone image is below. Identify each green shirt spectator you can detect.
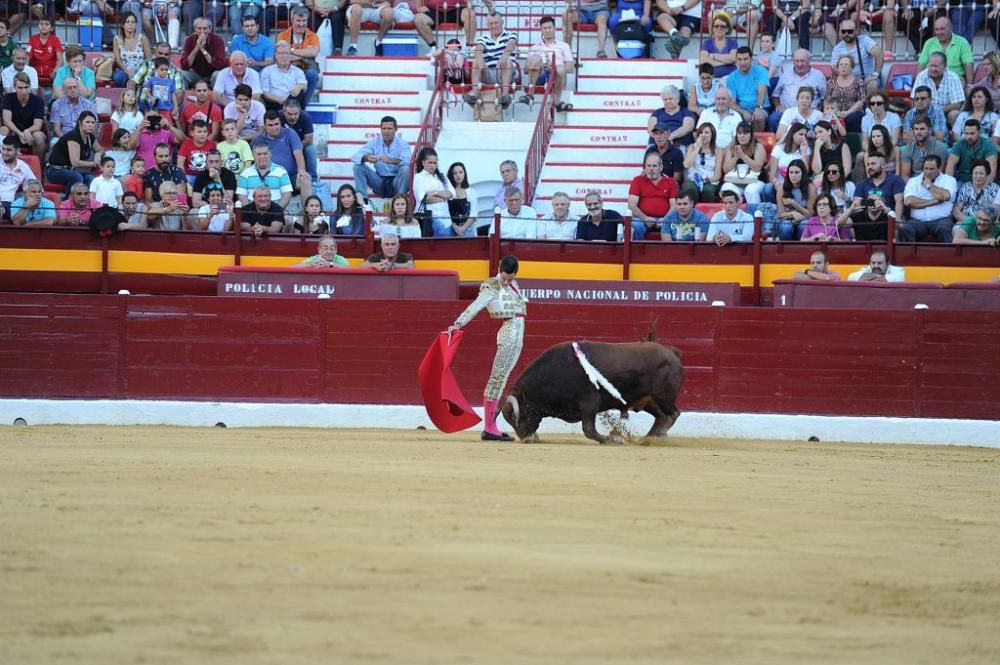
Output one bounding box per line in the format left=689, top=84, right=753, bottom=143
left=918, top=35, right=974, bottom=82
left=948, top=135, right=998, bottom=183
left=0, top=33, right=18, bottom=70
left=956, top=215, right=1000, bottom=243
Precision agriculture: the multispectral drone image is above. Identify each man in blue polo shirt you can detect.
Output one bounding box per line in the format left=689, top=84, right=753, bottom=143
left=281, top=98, right=316, bottom=183
left=724, top=46, right=770, bottom=131
left=229, top=15, right=274, bottom=71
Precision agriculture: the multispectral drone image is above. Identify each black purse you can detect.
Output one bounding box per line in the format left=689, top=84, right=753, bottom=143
left=414, top=197, right=434, bottom=237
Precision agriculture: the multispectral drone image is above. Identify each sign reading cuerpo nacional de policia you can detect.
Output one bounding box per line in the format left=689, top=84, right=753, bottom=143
left=217, top=269, right=738, bottom=305
left=515, top=279, right=740, bottom=307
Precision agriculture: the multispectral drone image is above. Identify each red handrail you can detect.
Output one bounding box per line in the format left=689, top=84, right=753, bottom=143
left=409, top=52, right=449, bottom=202
left=523, top=53, right=557, bottom=205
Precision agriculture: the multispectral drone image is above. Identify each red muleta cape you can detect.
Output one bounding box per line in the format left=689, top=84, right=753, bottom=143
left=418, top=331, right=482, bottom=433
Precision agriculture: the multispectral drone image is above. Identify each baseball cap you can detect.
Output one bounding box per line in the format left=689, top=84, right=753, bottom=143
left=651, top=122, right=671, bottom=133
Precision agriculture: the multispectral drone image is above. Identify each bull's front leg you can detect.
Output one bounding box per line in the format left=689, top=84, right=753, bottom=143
left=581, top=409, right=614, bottom=445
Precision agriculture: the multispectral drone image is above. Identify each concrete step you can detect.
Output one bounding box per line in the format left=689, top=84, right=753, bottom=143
left=540, top=163, right=636, bottom=181
left=318, top=158, right=354, bottom=179
left=534, top=179, right=630, bottom=203
left=575, top=58, right=690, bottom=78
left=544, top=145, right=648, bottom=163
left=334, top=106, right=423, bottom=126
left=318, top=89, right=432, bottom=107
left=323, top=56, right=433, bottom=77
left=320, top=70, right=432, bottom=91
left=576, top=74, right=684, bottom=95
left=569, top=91, right=661, bottom=110
left=327, top=124, right=421, bottom=143
left=555, top=108, right=650, bottom=126
left=549, top=125, right=650, bottom=145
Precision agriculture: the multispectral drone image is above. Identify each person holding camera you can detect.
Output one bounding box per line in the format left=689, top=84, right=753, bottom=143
left=853, top=153, right=904, bottom=241
left=842, top=194, right=892, bottom=242
left=128, top=110, right=184, bottom=171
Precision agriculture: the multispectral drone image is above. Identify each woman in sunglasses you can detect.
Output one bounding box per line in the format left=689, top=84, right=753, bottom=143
left=861, top=92, right=901, bottom=145
left=698, top=12, right=738, bottom=78
left=681, top=123, right=721, bottom=202
left=817, top=159, right=855, bottom=213
left=800, top=193, right=851, bottom=242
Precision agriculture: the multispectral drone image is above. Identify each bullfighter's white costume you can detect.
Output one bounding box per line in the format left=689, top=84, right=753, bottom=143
left=452, top=273, right=527, bottom=439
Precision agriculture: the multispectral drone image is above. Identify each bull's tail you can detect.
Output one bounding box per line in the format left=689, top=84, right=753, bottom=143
left=641, top=315, right=660, bottom=343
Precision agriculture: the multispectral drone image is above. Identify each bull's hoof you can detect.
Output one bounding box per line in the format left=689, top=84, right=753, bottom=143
left=481, top=431, right=513, bottom=442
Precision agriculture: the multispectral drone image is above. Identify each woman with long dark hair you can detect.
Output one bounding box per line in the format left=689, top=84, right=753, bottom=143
left=721, top=120, right=767, bottom=202
left=446, top=161, right=478, bottom=237
left=858, top=124, right=898, bottom=180
left=951, top=86, right=999, bottom=142
left=681, top=123, right=721, bottom=202
left=810, top=120, right=851, bottom=181
left=333, top=184, right=365, bottom=236
left=412, top=147, right=456, bottom=237
left=382, top=193, right=422, bottom=239
left=446, top=255, right=526, bottom=441
left=777, top=158, right=815, bottom=240
left=46, top=110, right=104, bottom=196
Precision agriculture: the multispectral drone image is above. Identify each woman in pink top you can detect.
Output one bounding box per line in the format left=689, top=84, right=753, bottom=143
left=800, top=193, right=850, bottom=241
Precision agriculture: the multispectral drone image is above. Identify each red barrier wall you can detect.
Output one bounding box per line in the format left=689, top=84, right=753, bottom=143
left=2, top=294, right=999, bottom=419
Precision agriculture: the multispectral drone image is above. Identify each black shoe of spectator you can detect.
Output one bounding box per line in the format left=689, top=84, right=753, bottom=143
left=375, top=41, right=384, bottom=56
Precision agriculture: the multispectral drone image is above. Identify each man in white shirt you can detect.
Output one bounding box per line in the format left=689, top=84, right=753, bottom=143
left=706, top=189, right=754, bottom=244
left=212, top=52, right=262, bottom=106
left=848, top=250, right=906, bottom=282
left=492, top=186, right=538, bottom=238
left=0, top=135, right=32, bottom=218
left=900, top=153, right=958, bottom=242
left=1, top=48, right=39, bottom=94
left=538, top=191, right=578, bottom=240
left=698, top=87, right=740, bottom=149
left=523, top=15, right=574, bottom=110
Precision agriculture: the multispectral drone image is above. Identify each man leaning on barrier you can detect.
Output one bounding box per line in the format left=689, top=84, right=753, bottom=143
left=492, top=187, right=538, bottom=239
left=361, top=233, right=416, bottom=271
left=575, top=190, right=623, bottom=242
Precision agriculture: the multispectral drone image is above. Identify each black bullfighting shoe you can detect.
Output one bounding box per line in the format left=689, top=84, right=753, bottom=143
left=481, top=431, right=514, bottom=442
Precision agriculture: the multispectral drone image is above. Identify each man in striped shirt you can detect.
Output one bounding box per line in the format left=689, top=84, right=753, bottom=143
left=237, top=143, right=293, bottom=208
left=465, top=12, right=518, bottom=108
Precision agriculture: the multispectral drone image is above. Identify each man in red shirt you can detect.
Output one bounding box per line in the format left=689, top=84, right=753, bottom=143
left=627, top=152, right=678, bottom=240
left=25, top=17, right=63, bottom=81
left=181, top=17, right=228, bottom=87
left=179, top=79, right=223, bottom=140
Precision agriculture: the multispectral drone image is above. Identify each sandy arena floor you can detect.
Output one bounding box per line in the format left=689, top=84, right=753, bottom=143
left=1, top=425, right=998, bottom=664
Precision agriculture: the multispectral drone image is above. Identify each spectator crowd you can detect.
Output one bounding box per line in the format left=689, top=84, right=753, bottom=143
left=0, top=4, right=998, bottom=253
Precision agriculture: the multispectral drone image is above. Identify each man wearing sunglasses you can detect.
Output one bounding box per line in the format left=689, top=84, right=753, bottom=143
left=829, top=19, right=882, bottom=94
left=902, top=86, right=947, bottom=144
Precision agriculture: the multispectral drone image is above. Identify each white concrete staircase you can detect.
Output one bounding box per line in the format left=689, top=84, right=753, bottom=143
left=318, top=56, right=434, bottom=191
left=532, top=59, right=690, bottom=216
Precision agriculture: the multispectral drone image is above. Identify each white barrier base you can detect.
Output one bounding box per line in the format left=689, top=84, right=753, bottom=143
left=1, top=399, right=997, bottom=448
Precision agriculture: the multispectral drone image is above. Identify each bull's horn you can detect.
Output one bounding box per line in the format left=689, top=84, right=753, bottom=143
left=506, top=395, right=519, bottom=423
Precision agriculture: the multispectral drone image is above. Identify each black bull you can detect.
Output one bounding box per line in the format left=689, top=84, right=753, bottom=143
left=500, top=340, right=684, bottom=444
